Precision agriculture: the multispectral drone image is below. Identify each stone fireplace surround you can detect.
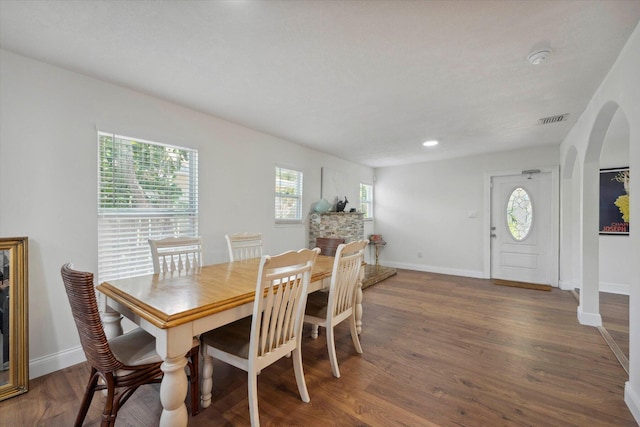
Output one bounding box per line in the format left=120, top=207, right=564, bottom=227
left=308, top=212, right=364, bottom=249
left=309, top=211, right=397, bottom=289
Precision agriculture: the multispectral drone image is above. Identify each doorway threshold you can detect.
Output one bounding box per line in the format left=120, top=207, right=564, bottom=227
left=492, top=279, right=551, bottom=292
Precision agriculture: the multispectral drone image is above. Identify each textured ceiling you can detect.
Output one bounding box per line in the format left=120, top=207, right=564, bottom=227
left=1, top=1, right=639, bottom=167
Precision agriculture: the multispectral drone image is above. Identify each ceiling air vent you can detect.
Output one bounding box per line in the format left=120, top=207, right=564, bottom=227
left=537, top=113, right=569, bottom=125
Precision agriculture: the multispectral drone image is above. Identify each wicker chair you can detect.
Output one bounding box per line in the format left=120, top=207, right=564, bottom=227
left=61, top=263, right=194, bottom=426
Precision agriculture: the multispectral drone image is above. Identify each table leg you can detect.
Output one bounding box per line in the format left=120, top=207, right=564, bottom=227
left=102, top=310, right=123, bottom=340
left=201, top=351, right=213, bottom=408
left=159, top=355, right=189, bottom=427
left=310, top=325, right=319, bottom=339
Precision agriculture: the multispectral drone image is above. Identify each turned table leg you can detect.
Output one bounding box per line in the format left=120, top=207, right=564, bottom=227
left=159, top=355, right=189, bottom=427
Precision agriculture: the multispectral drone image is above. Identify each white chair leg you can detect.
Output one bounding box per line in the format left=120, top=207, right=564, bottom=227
left=248, top=371, right=260, bottom=427
left=326, top=326, right=341, bottom=378
left=292, top=346, right=310, bottom=402
left=311, top=324, right=319, bottom=339
left=350, top=314, right=363, bottom=354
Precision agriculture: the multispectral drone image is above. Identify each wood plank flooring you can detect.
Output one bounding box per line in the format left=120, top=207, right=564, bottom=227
left=0, top=269, right=635, bottom=426
left=601, top=292, right=630, bottom=361
left=572, top=289, right=629, bottom=373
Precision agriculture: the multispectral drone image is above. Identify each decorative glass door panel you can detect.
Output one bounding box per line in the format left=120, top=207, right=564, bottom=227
left=506, top=187, right=533, bottom=241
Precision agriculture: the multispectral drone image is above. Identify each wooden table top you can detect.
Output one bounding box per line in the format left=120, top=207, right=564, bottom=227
left=96, top=255, right=335, bottom=329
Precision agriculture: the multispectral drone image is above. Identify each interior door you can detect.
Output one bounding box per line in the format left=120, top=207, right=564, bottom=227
left=491, top=172, right=553, bottom=285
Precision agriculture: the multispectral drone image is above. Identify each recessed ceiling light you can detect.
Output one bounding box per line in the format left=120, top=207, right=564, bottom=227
left=422, top=140, right=439, bottom=147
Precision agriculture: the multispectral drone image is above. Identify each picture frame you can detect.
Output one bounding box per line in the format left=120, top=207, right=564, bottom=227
left=321, top=167, right=347, bottom=209
left=599, top=167, right=630, bottom=235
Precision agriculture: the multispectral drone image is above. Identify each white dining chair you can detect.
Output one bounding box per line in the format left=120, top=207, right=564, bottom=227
left=149, top=236, right=203, bottom=273
left=148, top=236, right=203, bottom=415
left=225, top=232, right=263, bottom=261
left=304, top=239, right=368, bottom=378
left=200, top=248, right=320, bottom=427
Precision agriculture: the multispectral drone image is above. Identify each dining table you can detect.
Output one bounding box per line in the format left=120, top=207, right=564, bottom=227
left=96, top=254, right=364, bottom=427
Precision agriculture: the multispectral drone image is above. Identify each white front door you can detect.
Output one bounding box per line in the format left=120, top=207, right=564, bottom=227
left=490, top=172, right=554, bottom=285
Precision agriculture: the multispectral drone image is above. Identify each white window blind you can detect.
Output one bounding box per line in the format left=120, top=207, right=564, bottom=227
left=360, top=183, right=373, bottom=219
left=98, top=131, right=198, bottom=282
left=275, top=166, right=303, bottom=223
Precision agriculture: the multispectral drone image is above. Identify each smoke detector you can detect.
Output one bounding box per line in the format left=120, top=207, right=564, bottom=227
left=528, top=49, right=551, bottom=65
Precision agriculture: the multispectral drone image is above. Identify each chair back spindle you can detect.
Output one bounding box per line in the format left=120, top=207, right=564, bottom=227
left=226, top=233, right=263, bottom=262
left=149, top=236, right=203, bottom=274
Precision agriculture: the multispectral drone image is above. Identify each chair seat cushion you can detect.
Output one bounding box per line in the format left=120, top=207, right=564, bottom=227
left=305, top=291, right=329, bottom=319
left=200, top=316, right=253, bottom=359
left=109, top=328, right=162, bottom=366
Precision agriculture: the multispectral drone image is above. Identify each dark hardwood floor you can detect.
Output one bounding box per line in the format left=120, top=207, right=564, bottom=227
left=0, top=269, right=635, bottom=426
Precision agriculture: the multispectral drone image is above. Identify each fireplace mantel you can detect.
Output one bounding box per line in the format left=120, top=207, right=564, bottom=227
left=309, top=212, right=364, bottom=249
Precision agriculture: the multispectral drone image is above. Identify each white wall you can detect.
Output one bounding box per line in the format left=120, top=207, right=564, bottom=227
left=374, top=145, right=559, bottom=277
left=0, top=49, right=374, bottom=378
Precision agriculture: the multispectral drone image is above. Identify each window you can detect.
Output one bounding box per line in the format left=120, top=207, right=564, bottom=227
left=360, top=183, right=373, bottom=219
left=506, top=187, right=533, bottom=241
left=98, top=131, right=198, bottom=282
left=275, top=166, right=303, bottom=223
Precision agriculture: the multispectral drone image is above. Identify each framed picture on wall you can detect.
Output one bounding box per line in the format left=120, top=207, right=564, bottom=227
left=321, top=167, right=347, bottom=208
left=599, top=167, right=630, bottom=235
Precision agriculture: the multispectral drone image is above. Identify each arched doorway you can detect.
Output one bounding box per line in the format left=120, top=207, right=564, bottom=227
left=599, top=108, right=631, bottom=371
left=581, top=101, right=630, bottom=373
left=579, top=101, right=620, bottom=326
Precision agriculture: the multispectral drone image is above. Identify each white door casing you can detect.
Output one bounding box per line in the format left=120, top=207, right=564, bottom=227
left=485, top=168, right=559, bottom=286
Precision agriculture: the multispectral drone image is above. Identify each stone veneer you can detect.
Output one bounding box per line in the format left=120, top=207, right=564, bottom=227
left=309, top=212, right=364, bottom=249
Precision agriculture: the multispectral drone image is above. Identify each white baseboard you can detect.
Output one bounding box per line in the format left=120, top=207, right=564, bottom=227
left=29, top=345, right=86, bottom=379
left=558, top=279, right=575, bottom=291
left=558, top=279, right=629, bottom=295
left=625, top=382, right=640, bottom=425
left=383, top=261, right=484, bottom=279
left=600, top=281, right=630, bottom=295
left=577, top=305, right=603, bottom=327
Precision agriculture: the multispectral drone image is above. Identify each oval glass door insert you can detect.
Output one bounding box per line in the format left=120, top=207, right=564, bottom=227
left=506, top=187, right=533, bottom=240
